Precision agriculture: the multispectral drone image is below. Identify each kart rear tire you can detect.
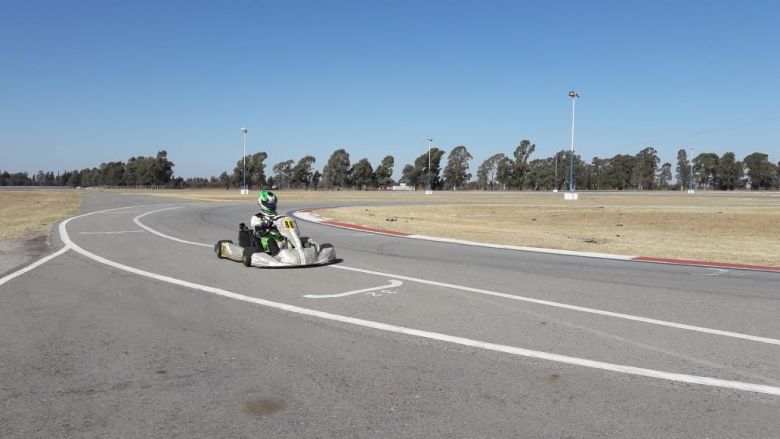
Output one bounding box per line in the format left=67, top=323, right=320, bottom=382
left=215, top=240, right=232, bottom=259
left=242, top=247, right=256, bottom=267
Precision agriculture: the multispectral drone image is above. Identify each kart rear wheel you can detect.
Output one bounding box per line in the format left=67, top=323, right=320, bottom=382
left=215, top=240, right=232, bottom=259
left=242, top=247, right=256, bottom=267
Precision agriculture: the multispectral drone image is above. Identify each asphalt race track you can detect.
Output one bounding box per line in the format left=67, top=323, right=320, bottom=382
left=1, top=192, right=778, bottom=437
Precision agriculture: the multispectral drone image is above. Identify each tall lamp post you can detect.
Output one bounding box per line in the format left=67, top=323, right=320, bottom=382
left=240, top=128, right=248, bottom=195
left=565, top=90, right=580, bottom=200
left=688, top=147, right=695, bottom=195
left=426, top=138, right=433, bottom=195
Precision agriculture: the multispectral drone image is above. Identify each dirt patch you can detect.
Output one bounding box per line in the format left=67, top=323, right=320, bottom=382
left=241, top=398, right=286, bottom=416
left=0, top=189, right=82, bottom=241
left=0, top=189, right=82, bottom=276
left=0, top=236, right=49, bottom=277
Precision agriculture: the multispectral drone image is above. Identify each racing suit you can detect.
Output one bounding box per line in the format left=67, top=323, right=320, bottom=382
left=250, top=212, right=281, bottom=254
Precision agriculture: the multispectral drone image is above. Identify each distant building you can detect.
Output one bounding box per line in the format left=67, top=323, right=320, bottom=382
left=391, top=183, right=414, bottom=191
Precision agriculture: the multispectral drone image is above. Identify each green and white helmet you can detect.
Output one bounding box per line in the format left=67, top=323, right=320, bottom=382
left=257, top=190, right=277, bottom=215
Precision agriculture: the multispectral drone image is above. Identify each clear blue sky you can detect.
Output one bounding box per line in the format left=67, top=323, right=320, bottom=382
left=2, top=0, right=778, bottom=178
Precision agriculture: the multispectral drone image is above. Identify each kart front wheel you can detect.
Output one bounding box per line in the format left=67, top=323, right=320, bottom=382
left=215, top=240, right=232, bottom=259
left=242, top=247, right=256, bottom=267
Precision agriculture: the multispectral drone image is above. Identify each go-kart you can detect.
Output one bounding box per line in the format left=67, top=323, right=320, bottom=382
left=215, top=215, right=336, bottom=268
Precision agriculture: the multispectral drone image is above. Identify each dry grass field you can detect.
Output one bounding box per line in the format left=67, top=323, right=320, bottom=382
left=0, top=190, right=83, bottom=241
left=129, top=188, right=780, bottom=267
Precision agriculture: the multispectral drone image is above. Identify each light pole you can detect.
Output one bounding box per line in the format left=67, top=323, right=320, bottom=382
left=240, top=128, right=248, bottom=195
left=688, top=147, right=695, bottom=195
left=426, top=138, right=433, bottom=195
left=553, top=153, right=558, bottom=192
left=565, top=91, right=579, bottom=200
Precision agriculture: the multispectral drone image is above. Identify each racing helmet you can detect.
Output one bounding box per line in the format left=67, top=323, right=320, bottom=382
left=257, top=190, right=277, bottom=215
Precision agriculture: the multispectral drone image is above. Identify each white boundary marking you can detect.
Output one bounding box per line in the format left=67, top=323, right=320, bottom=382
left=80, top=230, right=145, bottom=235
left=330, top=265, right=780, bottom=346
left=304, top=279, right=403, bottom=298
left=0, top=246, right=70, bottom=287
left=56, top=207, right=780, bottom=396
left=133, top=207, right=212, bottom=248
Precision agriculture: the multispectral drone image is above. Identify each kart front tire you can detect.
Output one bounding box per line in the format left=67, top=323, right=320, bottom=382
left=215, top=240, right=232, bottom=259
left=242, top=247, right=256, bottom=267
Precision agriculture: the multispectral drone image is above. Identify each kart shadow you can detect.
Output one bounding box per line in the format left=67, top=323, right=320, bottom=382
left=251, top=257, right=344, bottom=270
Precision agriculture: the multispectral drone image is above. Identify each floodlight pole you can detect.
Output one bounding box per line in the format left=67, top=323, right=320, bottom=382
left=688, top=147, right=695, bottom=194
left=565, top=91, right=579, bottom=200
left=426, top=138, right=433, bottom=195
left=568, top=91, right=578, bottom=192
left=241, top=128, right=248, bottom=195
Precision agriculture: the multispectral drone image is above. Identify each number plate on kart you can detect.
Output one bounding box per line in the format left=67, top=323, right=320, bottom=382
left=283, top=219, right=295, bottom=230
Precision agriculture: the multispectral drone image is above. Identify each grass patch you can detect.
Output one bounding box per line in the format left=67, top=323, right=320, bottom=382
left=0, top=190, right=83, bottom=241
left=315, top=192, right=780, bottom=267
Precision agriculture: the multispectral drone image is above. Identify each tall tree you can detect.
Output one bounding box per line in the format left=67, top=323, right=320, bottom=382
left=152, top=150, right=174, bottom=185
left=512, top=140, right=536, bottom=189
left=693, top=153, right=719, bottom=189
left=322, top=148, right=351, bottom=189
left=476, top=153, right=506, bottom=190
left=291, top=155, right=316, bottom=189
left=743, top=152, right=774, bottom=189
left=495, top=156, right=515, bottom=189
left=248, top=152, right=268, bottom=188
left=400, top=164, right=418, bottom=187
left=443, top=145, right=473, bottom=190
left=634, top=147, right=659, bottom=190
left=234, top=152, right=268, bottom=189
left=656, top=162, right=672, bottom=189
left=311, top=170, right=321, bottom=190
left=602, top=154, right=636, bottom=190
left=590, top=156, right=610, bottom=190
left=716, top=152, right=741, bottom=190
left=272, top=159, right=295, bottom=189
left=675, top=149, right=691, bottom=190
left=351, top=158, right=375, bottom=189
left=408, top=148, right=446, bottom=190
left=373, top=155, right=395, bottom=188
left=218, top=171, right=230, bottom=189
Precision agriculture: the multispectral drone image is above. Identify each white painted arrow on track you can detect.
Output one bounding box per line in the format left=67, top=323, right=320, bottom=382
left=304, top=279, right=403, bottom=299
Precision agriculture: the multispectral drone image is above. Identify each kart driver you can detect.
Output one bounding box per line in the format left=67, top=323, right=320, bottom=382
left=250, top=190, right=282, bottom=255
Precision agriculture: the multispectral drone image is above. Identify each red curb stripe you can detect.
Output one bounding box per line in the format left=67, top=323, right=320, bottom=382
left=632, top=256, right=780, bottom=272
left=321, top=220, right=411, bottom=237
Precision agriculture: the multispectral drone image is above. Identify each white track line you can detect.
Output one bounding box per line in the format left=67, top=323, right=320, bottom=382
left=136, top=208, right=780, bottom=347
left=330, top=265, right=780, bottom=346
left=59, top=208, right=780, bottom=396
left=0, top=246, right=70, bottom=287
left=81, top=230, right=145, bottom=235
left=133, top=207, right=212, bottom=248
left=304, top=279, right=403, bottom=298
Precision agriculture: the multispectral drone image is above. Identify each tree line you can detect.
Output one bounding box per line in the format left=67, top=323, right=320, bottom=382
left=1, top=151, right=175, bottom=188
left=3, top=144, right=779, bottom=191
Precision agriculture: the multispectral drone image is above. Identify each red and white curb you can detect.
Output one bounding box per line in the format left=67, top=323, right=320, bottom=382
left=294, top=209, right=780, bottom=273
